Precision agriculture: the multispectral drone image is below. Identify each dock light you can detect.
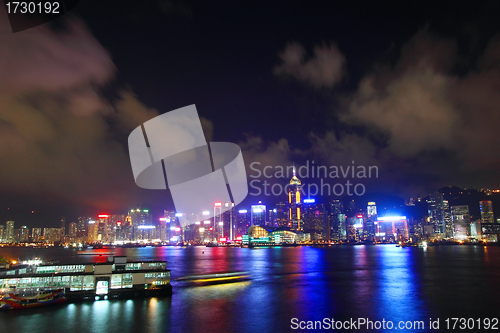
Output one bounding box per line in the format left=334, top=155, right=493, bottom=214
left=203, top=211, right=210, bottom=215
left=219, top=237, right=227, bottom=242
left=236, top=236, right=242, bottom=241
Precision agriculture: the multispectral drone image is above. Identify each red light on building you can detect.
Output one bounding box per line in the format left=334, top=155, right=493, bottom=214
left=214, top=202, right=222, bottom=207
left=98, top=214, right=109, bottom=218
left=236, top=236, right=242, bottom=241
left=209, top=227, right=213, bottom=231
left=116, top=221, right=122, bottom=226
left=219, top=237, right=227, bottom=242
left=356, top=214, right=363, bottom=218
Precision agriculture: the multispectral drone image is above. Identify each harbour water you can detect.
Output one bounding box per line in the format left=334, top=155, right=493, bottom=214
left=0, top=245, right=499, bottom=332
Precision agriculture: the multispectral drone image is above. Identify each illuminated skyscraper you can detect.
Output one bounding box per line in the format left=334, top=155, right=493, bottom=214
left=19, top=226, right=29, bottom=243
left=236, top=209, right=250, bottom=236
left=129, top=208, right=153, bottom=241
left=6, top=221, right=14, bottom=243
left=427, top=193, right=445, bottom=236
left=367, top=202, right=377, bottom=219
left=87, top=220, right=98, bottom=243
left=287, top=167, right=302, bottom=230
left=451, top=205, right=470, bottom=240
left=302, top=199, right=326, bottom=240
left=443, top=200, right=454, bottom=238
left=32, top=228, right=42, bottom=242
left=275, top=202, right=287, bottom=227
left=328, top=200, right=344, bottom=241
left=0, top=225, right=4, bottom=242
left=68, top=222, right=77, bottom=237
left=480, top=201, right=495, bottom=224
left=251, top=202, right=266, bottom=227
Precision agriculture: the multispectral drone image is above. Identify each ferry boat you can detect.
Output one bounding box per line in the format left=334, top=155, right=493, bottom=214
left=0, top=288, right=65, bottom=310
left=0, top=256, right=172, bottom=303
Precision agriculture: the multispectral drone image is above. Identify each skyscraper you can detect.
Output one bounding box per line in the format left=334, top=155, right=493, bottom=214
left=480, top=201, right=495, bottom=224
left=129, top=208, right=153, bottom=241
left=251, top=203, right=266, bottom=227
left=287, top=167, right=302, bottom=230
left=328, top=199, right=344, bottom=241
left=443, top=200, right=454, bottom=238
left=32, top=228, right=42, bottom=242
left=451, top=205, right=470, bottom=240
left=6, top=221, right=14, bottom=243
left=19, top=226, right=29, bottom=243
left=367, top=202, right=377, bottom=219
left=275, top=202, right=288, bottom=227
left=236, top=209, right=250, bottom=236
left=427, top=193, right=445, bottom=236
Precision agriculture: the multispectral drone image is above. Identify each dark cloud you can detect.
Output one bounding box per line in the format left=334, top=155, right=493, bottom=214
left=266, top=29, right=500, bottom=197
left=274, top=42, right=345, bottom=88
left=0, top=19, right=165, bottom=212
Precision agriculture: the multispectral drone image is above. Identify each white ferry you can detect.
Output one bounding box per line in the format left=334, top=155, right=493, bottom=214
left=0, top=256, right=171, bottom=302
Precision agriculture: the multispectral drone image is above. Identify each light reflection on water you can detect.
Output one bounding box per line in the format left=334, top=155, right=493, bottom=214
left=0, top=245, right=499, bottom=333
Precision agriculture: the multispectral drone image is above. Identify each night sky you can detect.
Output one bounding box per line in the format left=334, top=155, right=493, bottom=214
left=1, top=0, right=500, bottom=226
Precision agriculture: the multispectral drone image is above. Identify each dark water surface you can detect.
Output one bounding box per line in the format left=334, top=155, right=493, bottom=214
left=0, top=245, right=499, bottom=332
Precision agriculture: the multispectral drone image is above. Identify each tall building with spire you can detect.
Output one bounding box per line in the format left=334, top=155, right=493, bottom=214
left=288, top=166, right=302, bottom=230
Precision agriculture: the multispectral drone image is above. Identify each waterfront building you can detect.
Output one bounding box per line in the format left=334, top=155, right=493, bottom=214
left=32, top=228, right=42, bottom=242
left=129, top=209, right=153, bottom=241
left=6, top=221, right=14, bottom=243
left=236, top=209, right=250, bottom=237
left=275, top=202, right=288, bottom=227
left=287, top=167, right=302, bottom=230
left=19, top=226, right=29, bottom=243
left=87, top=220, right=98, bottom=243
left=480, top=201, right=495, bottom=224
left=0, top=225, right=4, bottom=243
left=68, top=222, right=77, bottom=237
left=367, top=202, right=377, bottom=219
left=443, top=200, right=454, bottom=239
left=302, top=200, right=326, bottom=240
left=43, top=228, right=64, bottom=243
left=328, top=200, right=344, bottom=241
left=251, top=203, right=266, bottom=227
left=427, top=193, right=445, bottom=237
left=247, top=225, right=269, bottom=239
left=451, top=205, right=470, bottom=240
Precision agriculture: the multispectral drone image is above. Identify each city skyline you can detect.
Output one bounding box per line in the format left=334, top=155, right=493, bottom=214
left=1, top=1, right=500, bottom=229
